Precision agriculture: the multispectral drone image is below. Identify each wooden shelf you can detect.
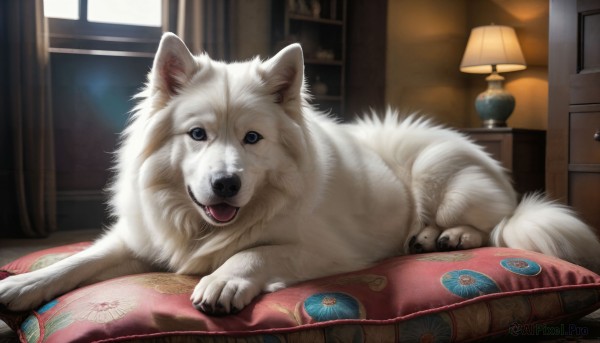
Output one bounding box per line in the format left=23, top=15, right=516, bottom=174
left=272, top=0, right=347, bottom=117
left=305, top=59, right=343, bottom=66
left=288, top=14, right=343, bottom=26
left=304, top=58, right=344, bottom=67
left=314, top=95, right=343, bottom=101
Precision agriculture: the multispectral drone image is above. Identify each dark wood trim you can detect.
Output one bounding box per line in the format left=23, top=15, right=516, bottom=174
left=461, top=128, right=546, bottom=134
left=547, top=0, right=577, bottom=202
left=569, top=104, right=600, bottom=112
left=548, top=0, right=600, bottom=231
left=569, top=164, right=600, bottom=172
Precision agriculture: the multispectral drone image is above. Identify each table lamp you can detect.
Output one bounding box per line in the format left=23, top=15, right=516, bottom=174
left=460, top=25, right=526, bottom=128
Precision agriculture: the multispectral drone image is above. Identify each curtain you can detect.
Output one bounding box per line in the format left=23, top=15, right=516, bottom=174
left=176, top=0, right=237, bottom=60
left=0, top=0, right=57, bottom=238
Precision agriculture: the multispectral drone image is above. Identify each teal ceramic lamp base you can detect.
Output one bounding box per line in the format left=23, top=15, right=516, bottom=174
left=475, top=72, right=515, bottom=128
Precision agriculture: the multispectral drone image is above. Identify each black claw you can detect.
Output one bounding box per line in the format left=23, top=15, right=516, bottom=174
left=208, top=308, right=230, bottom=317
left=456, top=237, right=464, bottom=250
left=408, top=236, right=425, bottom=254
left=195, top=301, right=213, bottom=314
left=214, top=302, right=229, bottom=315
left=413, top=243, right=423, bottom=253
left=195, top=301, right=234, bottom=316
left=437, top=236, right=450, bottom=251
left=409, top=236, right=416, bottom=247
left=209, top=303, right=229, bottom=316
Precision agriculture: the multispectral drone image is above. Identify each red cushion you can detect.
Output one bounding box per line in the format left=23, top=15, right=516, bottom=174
left=1, top=243, right=599, bottom=342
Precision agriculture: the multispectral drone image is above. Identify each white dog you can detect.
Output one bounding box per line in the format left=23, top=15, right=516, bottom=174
left=1, top=33, right=598, bottom=316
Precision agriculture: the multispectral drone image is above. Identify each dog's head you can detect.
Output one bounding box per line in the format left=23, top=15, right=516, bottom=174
left=134, top=33, right=310, bottom=229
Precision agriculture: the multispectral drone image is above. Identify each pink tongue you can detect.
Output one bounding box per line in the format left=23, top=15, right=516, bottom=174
left=207, top=204, right=237, bottom=222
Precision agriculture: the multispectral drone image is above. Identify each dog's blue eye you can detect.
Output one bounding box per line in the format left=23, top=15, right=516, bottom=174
left=243, top=131, right=263, bottom=145
left=189, top=128, right=207, bottom=141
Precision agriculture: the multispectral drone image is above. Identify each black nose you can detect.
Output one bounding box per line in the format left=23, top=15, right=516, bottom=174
left=211, top=174, right=241, bottom=198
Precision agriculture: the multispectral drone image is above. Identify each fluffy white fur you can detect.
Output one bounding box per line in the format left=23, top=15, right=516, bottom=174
left=1, top=33, right=598, bottom=315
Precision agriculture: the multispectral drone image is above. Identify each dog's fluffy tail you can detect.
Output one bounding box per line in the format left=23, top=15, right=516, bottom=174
left=490, top=194, right=600, bottom=273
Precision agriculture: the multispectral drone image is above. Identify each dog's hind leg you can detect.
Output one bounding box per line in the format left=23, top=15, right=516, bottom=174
left=409, top=164, right=517, bottom=253
left=0, top=228, right=152, bottom=311
left=432, top=166, right=517, bottom=251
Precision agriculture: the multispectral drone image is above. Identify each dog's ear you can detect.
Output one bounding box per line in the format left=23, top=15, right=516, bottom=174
left=151, top=33, right=196, bottom=96
left=261, top=44, right=304, bottom=105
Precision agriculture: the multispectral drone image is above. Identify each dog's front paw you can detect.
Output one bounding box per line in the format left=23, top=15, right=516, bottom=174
left=409, top=226, right=442, bottom=254
left=0, top=273, right=52, bottom=312
left=437, top=225, right=485, bottom=251
left=190, top=274, right=261, bottom=316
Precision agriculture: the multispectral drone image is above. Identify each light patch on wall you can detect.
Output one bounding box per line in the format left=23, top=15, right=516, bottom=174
left=386, top=0, right=469, bottom=126
left=505, top=68, right=548, bottom=130
left=386, top=85, right=469, bottom=128
left=491, top=0, right=548, bottom=22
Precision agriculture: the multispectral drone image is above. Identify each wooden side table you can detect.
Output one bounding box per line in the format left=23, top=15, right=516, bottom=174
left=461, top=128, right=546, bottom=196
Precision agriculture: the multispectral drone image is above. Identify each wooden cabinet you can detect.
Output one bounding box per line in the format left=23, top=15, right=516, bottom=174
left=569, top=112, right=600, bottom=165
left=548, top=0, right=600, bottom=231
left=462, top=128, right=546, bottom=196
left=272, top=0, right=346, bottom=116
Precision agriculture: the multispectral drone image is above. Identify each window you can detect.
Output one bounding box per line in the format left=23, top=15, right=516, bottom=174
left=44, top=0, right=79, bottom=20
left=43, top=0, right=168, bottom=57
left=86, top=0, right=161, bottom=27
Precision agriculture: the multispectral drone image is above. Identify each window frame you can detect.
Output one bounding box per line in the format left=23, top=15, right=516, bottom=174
left=46, top=0, right=171, bottom=57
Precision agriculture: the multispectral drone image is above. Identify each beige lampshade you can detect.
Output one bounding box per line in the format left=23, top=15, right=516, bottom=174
left=460, top=25, right=526, bottom=74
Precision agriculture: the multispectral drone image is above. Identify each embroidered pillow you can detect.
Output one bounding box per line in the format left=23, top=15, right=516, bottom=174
left=1, top=243, right=599, bottom=342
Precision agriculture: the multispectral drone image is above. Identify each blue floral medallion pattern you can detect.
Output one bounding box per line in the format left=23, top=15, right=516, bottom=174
left=441, top=269, right=500, bottom=298
left=303, top=292, right=363, bottom=322
left=500, top=258, right=542, bottom=276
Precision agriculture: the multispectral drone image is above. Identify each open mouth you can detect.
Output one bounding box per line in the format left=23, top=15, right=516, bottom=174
left=187, top=186, right=240, bottom=224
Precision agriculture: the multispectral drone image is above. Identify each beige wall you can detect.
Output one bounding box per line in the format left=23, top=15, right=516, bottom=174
left=386, top=0, right=549, bottom=129
left=386, top=0, right=469, bottom=127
